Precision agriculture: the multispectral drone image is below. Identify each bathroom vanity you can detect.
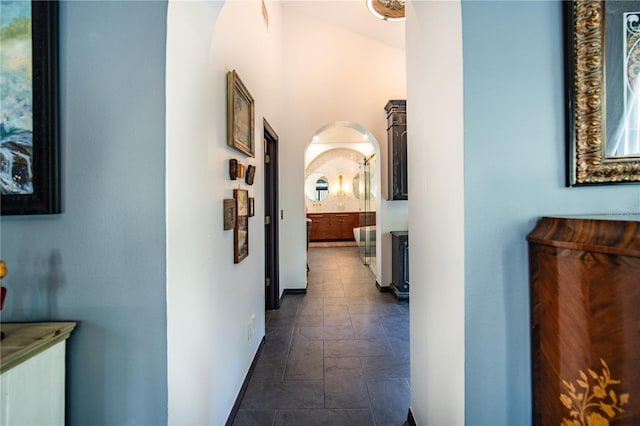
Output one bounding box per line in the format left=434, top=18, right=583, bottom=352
left=307, top=212, right=375, bottom=241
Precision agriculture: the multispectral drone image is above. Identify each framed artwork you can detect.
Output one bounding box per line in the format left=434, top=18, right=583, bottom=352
left=234, top=189, right=249, bottom=263
left=248, top=197, right=255, bottom=217
left=1, top=1, right=60, bottom=215
left=234, top=216, right=249, bottom=264
left=227, top=70, right=255, bottom=157
left=234, top=188, right=248, bottom=216
left=565, top=0, right=640, bottom=185
left=245, top=165, right=256, bottom=185
left=228, top=159, right=238, bottom=180
left=223, top=198, right=236, bottom=230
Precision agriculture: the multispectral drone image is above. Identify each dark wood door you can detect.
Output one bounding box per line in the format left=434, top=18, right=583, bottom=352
left=264, top=120, right=280, bottom=310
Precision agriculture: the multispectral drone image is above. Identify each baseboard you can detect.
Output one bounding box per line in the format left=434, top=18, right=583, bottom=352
left=225, top=336, right=265, bottom=426
left=407, top=407, right=417, bottom=426
left=279, top=287, right=307, bottom=306
left=376, top=280, right=391, bottom=292
left=283, top=287, right=307, bottom=295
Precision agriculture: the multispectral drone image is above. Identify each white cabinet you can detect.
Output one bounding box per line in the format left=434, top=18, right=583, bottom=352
left=0, top=322, right=76, bottom=426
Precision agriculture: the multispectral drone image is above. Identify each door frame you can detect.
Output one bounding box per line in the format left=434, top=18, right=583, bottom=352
left=264, top=119, right=280, bottom=310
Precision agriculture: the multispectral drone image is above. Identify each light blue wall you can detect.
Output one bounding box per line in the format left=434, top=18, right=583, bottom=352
left=462, top=1, right=640, bottom=425
left=0, top=1, right=168, bottom=424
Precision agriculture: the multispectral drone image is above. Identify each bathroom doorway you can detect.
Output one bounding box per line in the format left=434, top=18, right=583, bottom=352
left=304, top=122, right=379, bottom=276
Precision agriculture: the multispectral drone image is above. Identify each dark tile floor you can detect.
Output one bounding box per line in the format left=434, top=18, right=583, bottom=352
left=233, top=246, right=410, bottom=426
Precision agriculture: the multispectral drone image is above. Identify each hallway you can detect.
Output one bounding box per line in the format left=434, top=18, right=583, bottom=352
left=233, top=246, right=410, bottom=425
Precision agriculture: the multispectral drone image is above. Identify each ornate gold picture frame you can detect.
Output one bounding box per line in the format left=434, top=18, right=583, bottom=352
left=227, top=70, right=255, bottom=157
left=566, top=0, right=640, bottom=185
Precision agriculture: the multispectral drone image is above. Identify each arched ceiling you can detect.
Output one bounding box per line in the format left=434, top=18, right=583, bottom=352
left=282, top=0, right=405, bottom=50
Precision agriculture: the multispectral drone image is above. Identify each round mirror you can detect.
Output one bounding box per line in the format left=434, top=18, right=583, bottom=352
left=352, top=173, right=360, bottom=199
left=314, top=177, right=329, bottom=201
left=305, top=174, right=329, bottom=201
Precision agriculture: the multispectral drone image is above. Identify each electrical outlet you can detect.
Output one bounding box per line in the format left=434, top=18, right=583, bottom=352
left=248, top=313, right=256, bottom=340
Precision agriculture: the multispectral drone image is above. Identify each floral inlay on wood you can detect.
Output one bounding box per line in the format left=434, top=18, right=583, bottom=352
left=560, top=359, right=630, bottom=426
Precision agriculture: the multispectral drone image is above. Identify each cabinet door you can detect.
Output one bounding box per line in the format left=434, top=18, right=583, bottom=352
left=332, top=214, right=347, bottom=240
left=344, top=213, right=358, bottom=240
left=401, top=237, right=409, bottom=286
left=389, top=127, right=408, bottom=200
left=308, top=215, right=328, bottom=241
left=332, top=213, right=355, bottom=240
left=386, top=100, right=408, bottom=201
left=1, top=341, right=67, bottom=425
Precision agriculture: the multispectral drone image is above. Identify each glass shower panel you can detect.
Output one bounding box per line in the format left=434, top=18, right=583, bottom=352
left=358, top=159, right=367, bottom=264
left=365, top=154, right=376, bottom=275
left=359, top=154, right=376, bottom=275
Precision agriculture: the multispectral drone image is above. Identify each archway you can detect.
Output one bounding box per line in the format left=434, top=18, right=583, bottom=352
left=304, top=121, right=382, bottom=278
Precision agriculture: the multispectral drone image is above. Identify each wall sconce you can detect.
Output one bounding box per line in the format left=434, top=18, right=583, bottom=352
left=337, top=175, right=345, bottom=197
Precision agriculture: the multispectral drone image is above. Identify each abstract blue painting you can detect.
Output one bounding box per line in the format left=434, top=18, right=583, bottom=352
left=1, top=0, right=59, bottom=215
left=0, top=1, right=33, bottom=195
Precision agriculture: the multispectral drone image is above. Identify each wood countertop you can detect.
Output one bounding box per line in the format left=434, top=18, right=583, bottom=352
left=0, top=322, right=76, bottom=374
left=527, top=215, right=640, bottom=257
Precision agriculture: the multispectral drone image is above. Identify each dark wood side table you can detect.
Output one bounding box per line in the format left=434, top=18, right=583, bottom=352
left=390, top=231, right=409, bottom=300
left=528, top=216, right=639, bottom=425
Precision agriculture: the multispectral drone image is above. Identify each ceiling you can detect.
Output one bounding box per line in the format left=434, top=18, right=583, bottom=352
left=282, top=0, right=405, bottom=50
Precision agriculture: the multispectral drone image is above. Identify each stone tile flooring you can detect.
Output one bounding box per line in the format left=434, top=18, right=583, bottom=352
left=233, top=246, right=410, bottom=426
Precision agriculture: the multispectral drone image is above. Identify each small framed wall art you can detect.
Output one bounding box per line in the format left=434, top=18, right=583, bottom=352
left=235, top=216, right=248, bottom=263
left=234, top=189, right=249, bottom=263
left=227, top=70, right=255, bottom=157
left=228, top=159, right=238, bottom=180
left=245, top=165, right=256, bottom=185
left=234, top=188, right=248, bottom=217
left=223, top=198, right=236, bottom=230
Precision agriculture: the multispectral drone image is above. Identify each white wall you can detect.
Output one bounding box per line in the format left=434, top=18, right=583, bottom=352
left=281, top=7, right=407, bottom=290
left=1, top=2, right=169, bottom=424
left=305, top=148, right=365, bottom=213
left=166, top=1, right=283, bottom=423
left=462, top=1, right=640, bottom=423
left=406, top=1, right=466, bottom=424
left=166, top=1, right=406, bottom=422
